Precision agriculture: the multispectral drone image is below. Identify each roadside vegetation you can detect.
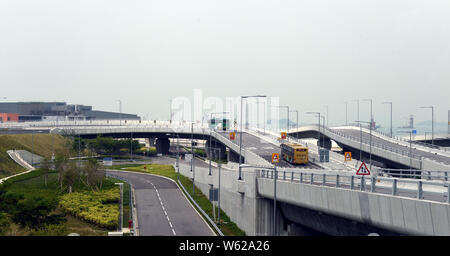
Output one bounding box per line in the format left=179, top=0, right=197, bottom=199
left=0, top=158, right=124, bottom=236
left=0, top=134, right=70, bottom=179
left=110, top=163, right=246, bottom=236
left=70, top=135, right=155, bottom=158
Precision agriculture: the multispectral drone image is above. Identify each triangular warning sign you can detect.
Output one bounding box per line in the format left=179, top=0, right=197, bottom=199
left=356, top=162, right=370, bottom=175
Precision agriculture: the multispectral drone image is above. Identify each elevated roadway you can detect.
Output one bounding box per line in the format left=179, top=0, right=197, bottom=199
left=3, top=120, right=449, bottom=172
left=287, top=125, right=450, bottom=171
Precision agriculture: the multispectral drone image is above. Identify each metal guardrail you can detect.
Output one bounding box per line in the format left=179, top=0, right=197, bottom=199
left=259, top=169, right=450, bottom=203
left=177, top=179, right=224, bottom=236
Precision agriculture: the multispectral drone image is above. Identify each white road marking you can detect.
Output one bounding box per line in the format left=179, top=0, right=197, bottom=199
left=146, top=180, right=176, bottom=235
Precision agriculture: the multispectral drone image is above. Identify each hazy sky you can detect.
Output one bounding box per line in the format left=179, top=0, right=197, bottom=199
left=1, top=0, right=449, bottom=130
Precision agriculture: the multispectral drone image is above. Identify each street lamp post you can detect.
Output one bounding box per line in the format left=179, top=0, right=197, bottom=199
left=362, top=99, right=373, bottom=171
left=355, top=120, right=372, bottom=170
left=190, top=122, right=195, bottom=195
left=352, top=99, right=360, bottom=126
left=320, top=116, right=326, bottom=146
left=398, top=130, right=413, bottom=171
left=130, top=132, right=133, bottom=161
left=290, top=110, right=299, bottom=140
left=256, top=99, right=266, bottom=135
left=420, top=106, right=434, bottom=145
left=169, top=99, right=173, bottom=123
left=239, top=95, right=266, bottom=180
left=167, top=132, right=181, bottom=181
left=345, top=102, right=348, bottom=126
left=209, top=112, right=229, bottom=176
left=382, top=102, right=393, bottom=137
left=32, top=132, right=34, bottom=166
left=116, top=100, right=122, bottom=126
left=272, top=106, right=289, bottom=141
left=306, top=112, right=321, bottom=148
left=209, top=147, right=222, bottom=224
left=115, top=183, right=124, bottom=232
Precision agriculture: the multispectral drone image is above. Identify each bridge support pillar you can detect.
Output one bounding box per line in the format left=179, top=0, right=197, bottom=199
left=227, top=148, right=242, bottom=163
left=317, top=138, right=332, bottom=150
left=155, top=138, right=170, bottom=154
left=205, top=139, right=227, bottom=160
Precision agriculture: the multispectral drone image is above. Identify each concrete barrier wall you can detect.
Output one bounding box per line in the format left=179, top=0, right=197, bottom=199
left=177, top=162, right=275, bottom=235
left=257, top=178, right=450, bottom=235
left=422, top=158, right=450, bottom=172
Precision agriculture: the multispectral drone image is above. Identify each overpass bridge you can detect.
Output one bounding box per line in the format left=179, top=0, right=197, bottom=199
left=2, top=120, right=450, bottom=235
left=2, top=120, right=450, bottom=173
left=286, top=125, right=450, bottom=171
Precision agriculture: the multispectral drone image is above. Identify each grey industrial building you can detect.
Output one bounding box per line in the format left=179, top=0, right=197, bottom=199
left=0, top=102, right=140, bottom=122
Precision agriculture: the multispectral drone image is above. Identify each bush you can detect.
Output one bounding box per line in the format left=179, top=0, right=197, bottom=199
left=0, top=212, right=11, bottom=235
left=59, top=188, right=119, bottom=229
left=13, top=195, right=58, bottom=228
left=30, top=223, right=67, bottom=236
left=0, top=191, right=24, bottom=214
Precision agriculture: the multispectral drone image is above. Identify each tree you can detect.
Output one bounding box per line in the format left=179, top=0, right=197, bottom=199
left=62, top=161, right=79, bottom=194
left=54, top=154, right=67, bottom=191
left=40, top=157, right=51, bottom=186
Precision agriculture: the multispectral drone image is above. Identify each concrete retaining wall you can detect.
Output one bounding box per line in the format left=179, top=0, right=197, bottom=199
left=257, top=178, right=450, bottom=235
left=177, top=162, right=279, bottom=235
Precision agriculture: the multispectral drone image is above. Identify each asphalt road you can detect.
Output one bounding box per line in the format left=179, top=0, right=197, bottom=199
left=106, top=170, right=215, bottom=236
left=221, top=131, right=321, bottom=169
left=333, top=128, right=450, bottom=165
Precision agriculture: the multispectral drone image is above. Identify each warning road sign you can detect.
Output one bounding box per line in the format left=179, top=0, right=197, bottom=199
left=272, top=153, right=280, bottom=163
left=356, top=162, right=370, bottom=175
left=229, top=132, right=235, bottom=140
left=344, top=152, right=352, bottom=161
left=281, top=132, right=287, bottom=140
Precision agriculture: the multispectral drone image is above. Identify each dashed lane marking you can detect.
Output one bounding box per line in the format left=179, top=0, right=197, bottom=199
left=146, top=180, right=176, bottom=235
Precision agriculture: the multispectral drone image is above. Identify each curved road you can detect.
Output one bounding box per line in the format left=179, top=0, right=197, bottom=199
left=106, top=170, right=215, bottom=236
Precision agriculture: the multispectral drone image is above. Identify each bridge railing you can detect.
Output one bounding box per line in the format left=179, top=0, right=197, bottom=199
left=259, top=169, right=450, bottom=203
left=377, top=168, right=450, bottom=181
left=336, top=126, right=450, bottom=154
left=328, top=127, right=450, bottom=167
left=320, top=125, right=424, bottom=160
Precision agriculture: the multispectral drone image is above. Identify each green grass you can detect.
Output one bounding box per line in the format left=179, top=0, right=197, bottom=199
left=109, top=164, right=246, bottom=236
left=0, top=134, right=72, bottom=179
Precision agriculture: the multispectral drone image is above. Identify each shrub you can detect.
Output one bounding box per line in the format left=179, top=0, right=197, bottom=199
left=0, top=191, right=24, bottom=214
left=59, top=188, right=119, bottom=229
left=30, top=223, right=67, bottom=236
left=0, top=212, right=11, bottom=235
left=13, top=195, right=58, bottom=228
